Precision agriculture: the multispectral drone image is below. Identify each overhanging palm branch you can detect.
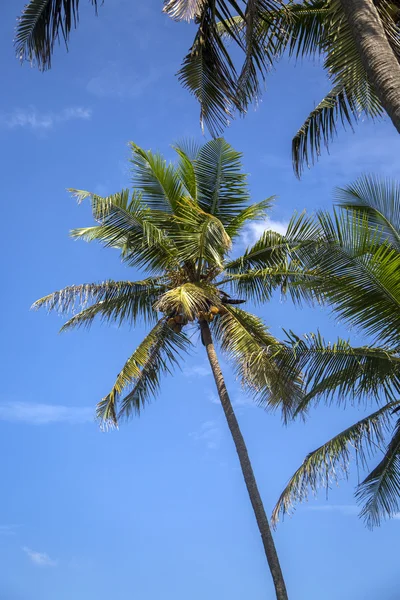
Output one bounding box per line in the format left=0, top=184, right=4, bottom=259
left=15, top=0, right=99, bottom=69
left=274, top=175, right=400, bottom=527
left=272, top=401, right=400, bottom=525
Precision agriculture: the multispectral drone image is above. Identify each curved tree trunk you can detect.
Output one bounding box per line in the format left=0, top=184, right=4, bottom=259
left=200, top=320, right=288, bottom=600
left=339, top=0, right=400, bottom=133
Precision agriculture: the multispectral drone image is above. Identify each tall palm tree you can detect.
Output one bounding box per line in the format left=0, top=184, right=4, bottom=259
left=16, top=0, right=400, bottom=175
left=33, top=138, right=308, bottom=600
left=271, top=175, right=400, bottom=528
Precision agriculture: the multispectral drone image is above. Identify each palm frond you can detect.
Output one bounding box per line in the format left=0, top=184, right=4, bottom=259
left=194, top=138, right=250, bottom=225
left=32, top=278, right=165, bottom=329
left=292, top=85, right=358, bottom=178
left=15, top=0, right=98, bottom=69
left=335, top=176, right=400, bottom=251
left=163, top=0, right=204, bottom=21
left=173, top=198, right=232, bottom=267
left=225, top=198, right=273, bottom=239
left=305, top=210, right=400, bottom=346
left=272, top=401, right=400, bottom=525
left=173, top=140, right=201, bottom=200
left=356, top=417, right=400, bottom=528
left=69, top=189, right=178, bottom=272
left=97, top=319, right=192, bottom=429
left=130, top=143, right=184, bottom=212
left=212, top=306, right=303, bottom=418
left=222, top=264, right=324, bottom=305
left=177, top=2, right=241, bottom=136
left=282, top=331, right=400, bottom=414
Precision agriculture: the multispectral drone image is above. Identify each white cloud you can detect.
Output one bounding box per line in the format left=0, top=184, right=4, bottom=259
left=23, top=547, right=57, bottom=567
left=183, top=365, right=211, bottom=378
left=0, top=402, right=93, bottom=425
left=87, top=62, right=163, bottom=99
left=242, top=218, right=289, bottom=246
left=0, top=106, right=92, bottom=131
left=190, top=420, right=222, bottom=450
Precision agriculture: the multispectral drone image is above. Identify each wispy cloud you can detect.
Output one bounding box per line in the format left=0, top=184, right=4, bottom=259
left=0, top=106, right=92, bottom=131
left=23, top=547, right=57, bottom=567
left=0, top=525, right=20, bottom=536
left=0, top=402, right=93, bottom=425
left=190, top=420, right=222, bottom=450
left=87, top=62, right=164, bottom=99
left=183, top=365, right=211, bottom=378
left=242, top=218, right=289, bottom=246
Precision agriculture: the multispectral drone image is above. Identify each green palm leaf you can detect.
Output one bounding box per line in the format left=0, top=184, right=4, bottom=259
left=282, top=331, right=400, bottom=413
left=335, top=176, right=400, bottom=250
left=97, top=319, right=192, bottom=428
left=272, top=401, right=400, bottom=525
left=212, top=306, right=303, bottom=418
left=32, top=279, right=166, bottom=329
left=356, top=416, right=400, bottom=528
left=194, top=138, right=250, bottom=225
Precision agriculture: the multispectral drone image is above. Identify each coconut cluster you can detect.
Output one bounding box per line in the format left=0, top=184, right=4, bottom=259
left=166, top=305, right=228, bottom=332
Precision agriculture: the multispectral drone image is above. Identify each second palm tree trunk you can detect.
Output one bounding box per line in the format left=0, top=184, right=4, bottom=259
left=200, top=320, right=288, bottom=600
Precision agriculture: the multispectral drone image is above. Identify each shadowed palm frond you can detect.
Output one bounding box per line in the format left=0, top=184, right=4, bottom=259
left=97, top=319, right=192, bottom=429
left=271, top=401, right=400, bottom=525
left=16, top=0, right=99, bottom=69
left=356, top=417, right=400, bottom=528
left=32, top=279, right=166, bottom=329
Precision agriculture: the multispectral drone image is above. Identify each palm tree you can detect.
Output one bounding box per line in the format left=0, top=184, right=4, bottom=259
left=271, top=175, right=400, bottom=528
left=169, top=0, right=400, bottom=175
left=16, top=1, right=400, bottom=175
left=33, top=138, right=308, bottom=600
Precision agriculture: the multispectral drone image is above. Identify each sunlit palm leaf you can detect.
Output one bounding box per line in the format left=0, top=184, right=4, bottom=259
left=212, top=306, right=303, bottom=418
left=32, top=279, right=166, bottom=329
left=272, top=401, right=400, bottom=525
left=97, top=319, right=192, bottom=428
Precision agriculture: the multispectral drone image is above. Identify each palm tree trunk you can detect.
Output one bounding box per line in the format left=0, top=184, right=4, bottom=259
left=339, top=0, right=400, bottom=134
left=200, top=320, right=288, bottom=600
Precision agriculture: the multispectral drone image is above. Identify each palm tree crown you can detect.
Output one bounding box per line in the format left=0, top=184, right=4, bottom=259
left=34, top=138, right=302, bottom=427
left=271, top=175, right=400, bottom=528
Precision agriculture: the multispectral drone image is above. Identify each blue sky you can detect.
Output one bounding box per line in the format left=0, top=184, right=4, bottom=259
left=1, top=1, right=399, bottom=599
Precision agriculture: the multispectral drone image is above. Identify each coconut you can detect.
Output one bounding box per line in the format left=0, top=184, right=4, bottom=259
left=167, top=318, right=176, bottom=328
left=209, top=306, right=219, bottom=315
left=173, top=323, right=182, bottom=333
left=174, top=315, right=184, bottom=324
